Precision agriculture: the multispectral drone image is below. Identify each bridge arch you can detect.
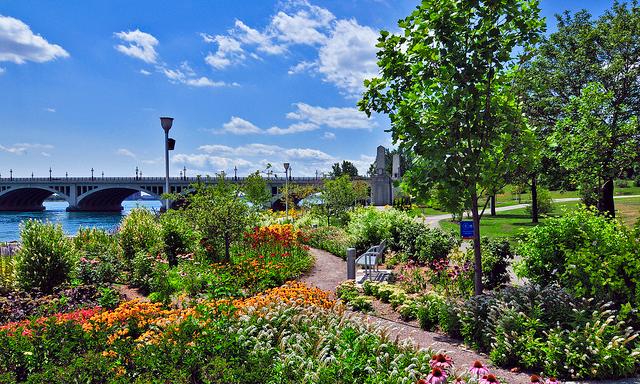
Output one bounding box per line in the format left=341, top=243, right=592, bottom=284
left=72, top=186, right=161, bottom=212
left=0, top=186, right=72, bottom=211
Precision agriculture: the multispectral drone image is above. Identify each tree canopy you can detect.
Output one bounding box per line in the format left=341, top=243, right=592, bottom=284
left=360, top=0, right=544, bottom=294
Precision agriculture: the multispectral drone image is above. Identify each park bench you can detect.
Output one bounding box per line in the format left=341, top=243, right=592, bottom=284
left=355, top=240, right=386, bottom=282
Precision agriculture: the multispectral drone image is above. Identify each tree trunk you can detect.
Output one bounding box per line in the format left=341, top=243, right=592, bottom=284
left=470, top=191, right=483, bottom=296
left=531, top=174, right=539, bottom=224
left=224, top=233, right=230, bottom=263
left=599, top=177, right=616, bottom=218
left=490, top=195, right=496, bottom=216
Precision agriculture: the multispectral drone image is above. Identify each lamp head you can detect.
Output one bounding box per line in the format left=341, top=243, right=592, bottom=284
left=283, top=162, right=290, bottom=171
left=160, top=117, right=174, bottom=132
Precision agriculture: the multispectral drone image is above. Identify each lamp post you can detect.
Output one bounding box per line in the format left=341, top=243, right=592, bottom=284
left=234, top=165, right=237, bottom=181
left=66, top=172, right=68, bottom=180
left=91, top=168, right=94, bottom=180
left=9, top=169, right=12, bottom=181
left=183, top=166, right=186, bottom=180
left=49, top=167, right=52, bottom=180
left=135, top=166, right=139, bottom=180
left=160, top=117, right=174, bottom=211
left=283, top=162, right=290, bottom=222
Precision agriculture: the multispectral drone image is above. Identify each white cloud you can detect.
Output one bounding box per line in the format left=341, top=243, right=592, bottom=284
left=160, top=62, right=229, bottom=88
left=139, top=69, right=151, bottom=75
left=323, top=131, right=336, bottom=140
left=114, top=29, right=158, bottom=64
left=317, top=19, right=379, bottom=97
left=287, top=102, right=375, bottom=129
left=116, top=148, right=136, bottom=158
left=203, top=34, right=245, bottom=70
left=44, top=107, right=56, bottom=113
left=200, top=2, right=380, bottom=98
left=0, top=143, right=53, bottom=155
left=0, top=67, right=5, bottom=74
left=216, top=102, right=372, bottom=136
left=172, top=142, right=338, bottom=176
left=221, top=116, right=262, bottom=135
left=0, top=15, right=69, bottom=64
left=288, top=60, right=316, bottom=75
left=265, top=122, right=318, bottom=135
left=41, top=152, right=51, bottom=157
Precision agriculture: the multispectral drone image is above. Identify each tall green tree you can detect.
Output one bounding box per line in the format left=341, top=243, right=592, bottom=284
left=523, top=2, right=640, bottom=217
left=360, top=0, right=544, bottom=294
left=173, top=176, right=253, bottom=263
left=331, top=161, right=359, bottom=178
left=321, top=175, right=356, bottom=224
left=242, top=170, right=271, bottom=209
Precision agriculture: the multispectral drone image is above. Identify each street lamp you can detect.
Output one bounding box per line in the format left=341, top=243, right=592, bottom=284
left=49, top=167, right=52, bottom=180
left=91, top=168, right=94, bottom=180
left=9, top=169, right=12, bottom=181
left=283, top=162, right=290, bottom=222
left=160, top=116, right=174, bottom=210
left=234, top=165, right=238, bottom=181
left=135, top=166, right=139, bottom=180
left=183, top=166, right=186, bottom=180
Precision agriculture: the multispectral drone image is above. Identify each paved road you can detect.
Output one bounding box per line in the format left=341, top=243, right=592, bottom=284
left=422, top=195, right=640, bottom=227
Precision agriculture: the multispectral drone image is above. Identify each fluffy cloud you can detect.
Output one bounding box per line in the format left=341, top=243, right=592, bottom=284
left=139, top=69, right=151, bottom=75
left=114, top=29, right=158, bottom=64
left=287, top=102, right=375, bottom=129
left=317, top=19, right=379, bottom=97
left=44, top=107, right=56, bottom=113
left=172, top=142, right=374, bottom=176
left=0, top=15, right=69, bottom=64
left=216, top=102, right=372, bottom=136
left=0, top=67, right=5, bottom=74
left=202, top=2, right=379, bottom=97
left=160, top=62, right=230, bottom=88
left=221, top=116, right=263, bottom=135
left=323, top=131, right=336, bottom=140
left=0, top=143, right=53, bottom=155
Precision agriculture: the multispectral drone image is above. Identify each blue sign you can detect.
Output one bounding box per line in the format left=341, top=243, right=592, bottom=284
left=460, top=221, right=474, bottom=239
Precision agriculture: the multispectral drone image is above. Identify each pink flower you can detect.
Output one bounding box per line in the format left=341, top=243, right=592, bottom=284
left=425, top=367, right=447, bottom=384
left=470, top=360, right=490, bottom=377
left=480, top=374, right=500, bottom=384
left=546, top=378, right=560, bottom=384
left=429, top=353, right=454, bottom=369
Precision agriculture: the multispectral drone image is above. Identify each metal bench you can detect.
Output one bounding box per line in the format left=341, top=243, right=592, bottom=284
left=355, top=240, right=386, bottom=282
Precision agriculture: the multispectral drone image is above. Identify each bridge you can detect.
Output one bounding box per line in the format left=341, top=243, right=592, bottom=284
left=0, top=176, right=327, bottom=212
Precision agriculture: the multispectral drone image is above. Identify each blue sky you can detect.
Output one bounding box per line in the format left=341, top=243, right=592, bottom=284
left=0, top=0, right=618, bottom=178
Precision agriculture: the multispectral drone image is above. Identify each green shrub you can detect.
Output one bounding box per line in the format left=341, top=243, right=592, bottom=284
left=479, top=238, right=513, bottom=290
left=616, top=179, right=630, bottom=188
left=398, top=222, right=458, bottom=263
left=97, top=287, right=120, bottom=309
left=16, top=220, right=77, bottom=293
left=347, top=207, right=413, bottom=250
left=0, top=255, right=16, bottom=294
left=160, top=211, right=201, bottom=267
left=118, top=208, right=162, bottom=262
left=130, top=251, right=157, bottom=293
left=416, top=293, right=446, bottom=332
left=525, top=187, right=553, bottom=215
left=303, top=226, right=353, bottom=258
left=516, top=207, right=640, bottom=307
left=74, top=228, right=121, bottom=285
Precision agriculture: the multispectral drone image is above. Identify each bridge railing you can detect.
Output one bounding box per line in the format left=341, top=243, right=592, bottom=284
left=0, top=176, right=345, bottom=183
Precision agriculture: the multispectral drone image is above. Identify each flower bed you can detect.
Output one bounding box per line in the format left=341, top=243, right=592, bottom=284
left=0, top=282, right=456, bottom=383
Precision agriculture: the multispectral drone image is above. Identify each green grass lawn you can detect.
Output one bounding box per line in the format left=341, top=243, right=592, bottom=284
left=439, top=197, right=640, bottom=239
left=494, top=182, right=640, bottom=207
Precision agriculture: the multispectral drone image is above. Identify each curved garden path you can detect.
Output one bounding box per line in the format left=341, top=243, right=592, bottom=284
left=302, top=248, right=640, bottom=384
left=301, top=248, right=532, bottom=384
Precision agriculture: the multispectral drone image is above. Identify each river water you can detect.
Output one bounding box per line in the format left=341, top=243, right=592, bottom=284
left=0, top=200, right=162, bottom=242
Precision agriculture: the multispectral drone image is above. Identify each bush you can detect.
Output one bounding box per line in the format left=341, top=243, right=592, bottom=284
left=118, top=208, right=162, bottom=263
left=0, top=255, right=16, bottom=294
left=73, top=228, right=121, bottom=285
left=303, top=226, right=353, bottom=258
left=16, top=220, right=77, bottom=293
left=479, top=238, right=513, bottom=290
left=616, top=179, right=630, bottom=188
left=398, top=222, right=459, bottom=263
left=516, top=207, right=640, bottom=307
left=525, top=187, right=553, bottom=215
left=160, top=211, right=201, bottom=267
left=450, top=284, right=640, bottom=379
left=347, top=207, right=413, bottom=250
